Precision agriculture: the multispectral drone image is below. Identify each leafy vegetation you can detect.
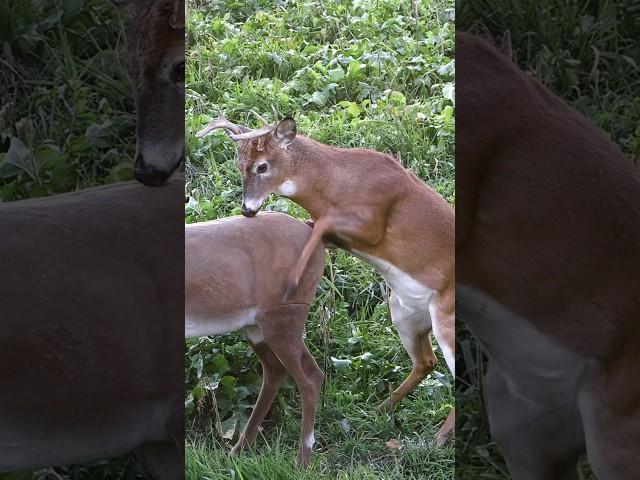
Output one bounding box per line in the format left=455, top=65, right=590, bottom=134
left=185, top=0, right=455, bottom=478
left=456, top=1, right=640, bottom=478
left=0, top=0, right=135, bottom=202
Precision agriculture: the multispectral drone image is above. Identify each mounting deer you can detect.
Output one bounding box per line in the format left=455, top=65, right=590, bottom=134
left=0, top=178, right=184, bottom=478
left=185, top=213, right=325, bottom=468
left=456, top=33, right=640, bottom=479
left=196, top=113, right=456, bottom=445
left=116, top=0, right=185, bottom=186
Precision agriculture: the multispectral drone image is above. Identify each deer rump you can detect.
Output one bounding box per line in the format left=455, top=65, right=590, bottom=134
left=0, top=179, right=184, bottom=473
left=185, top=213, right=325, bottom=330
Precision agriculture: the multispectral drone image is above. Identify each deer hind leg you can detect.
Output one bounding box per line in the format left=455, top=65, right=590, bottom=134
left=429, top=289, right=456, bottom=445
left=486, top=362, right=584, bottom=480
left=231, top=326, right=287, bottom=454
left=259, top=304, right=324, bottom=468
left=379, top=293, right=437, bottom=412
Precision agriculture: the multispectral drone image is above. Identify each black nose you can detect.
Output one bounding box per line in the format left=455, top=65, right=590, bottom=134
left=241, top=203, right=257, bottom=217
left=134, top=153, right=173, bottom=186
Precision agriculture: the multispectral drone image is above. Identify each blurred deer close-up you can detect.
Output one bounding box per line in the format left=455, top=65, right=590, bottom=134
left=1, top=0, right=186, bottom=477
left=456, top=32, right=640, bottom=479
left=117, top=0, right=185, bottom=186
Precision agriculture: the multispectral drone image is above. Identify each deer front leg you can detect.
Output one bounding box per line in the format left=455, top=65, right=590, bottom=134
left=285, top=209, right=384, bottom=301
left=231, top=330, right=287, bottom=455
left=259, top=304, right=324, bottom=468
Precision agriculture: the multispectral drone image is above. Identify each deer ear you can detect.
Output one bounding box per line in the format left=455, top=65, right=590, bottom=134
left=273, top=117, right=296, bottom=148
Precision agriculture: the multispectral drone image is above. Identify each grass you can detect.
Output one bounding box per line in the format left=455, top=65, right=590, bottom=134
left=185, top=0, right=455, bottom=478
left=456, top=1, right=640, bottom=478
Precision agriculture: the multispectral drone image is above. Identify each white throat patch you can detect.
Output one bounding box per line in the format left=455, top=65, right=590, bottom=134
left=277, top=180, right=297, bottom=197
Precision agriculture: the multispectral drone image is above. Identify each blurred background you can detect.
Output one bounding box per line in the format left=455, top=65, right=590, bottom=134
left=456, top=1, right=640, bottom=478
left=1, top=1, right=146, bottom=478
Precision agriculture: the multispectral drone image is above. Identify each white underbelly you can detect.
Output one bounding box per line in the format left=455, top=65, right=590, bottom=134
left=352, top=250, right=434, bottom=310
left=185, top=308, right=258, bottom=338
left=457, top=283, right=589, bottom=405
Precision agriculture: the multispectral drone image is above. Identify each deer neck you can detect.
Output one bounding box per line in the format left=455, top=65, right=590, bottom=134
left=287, top=138, right=342, bottom=220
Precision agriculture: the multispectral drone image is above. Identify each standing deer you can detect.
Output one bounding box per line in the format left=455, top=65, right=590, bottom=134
left=456, top=33, right=640, bottom=479
left=196, top=115, right=456, bottom=445
left=116, top=0, right=185, bottom=186
left=185, top=213, right=326, bottom=468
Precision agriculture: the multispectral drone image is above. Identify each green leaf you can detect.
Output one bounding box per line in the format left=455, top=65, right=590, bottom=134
left=388, top=90, right=406, bottom=106
left=346, top=61, right=364, bottom=81
left=0, top=137, right=33, bottom=179
left=308, top=90, right=328, bottom=106
left=327, top=66, right=345, bottom=82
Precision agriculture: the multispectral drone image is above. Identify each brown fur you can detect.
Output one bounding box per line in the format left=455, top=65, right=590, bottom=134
left=0, top=179, right=184, bottom=477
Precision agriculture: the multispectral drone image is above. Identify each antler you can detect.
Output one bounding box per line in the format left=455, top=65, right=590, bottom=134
left=228, top=124, right=274, bottom=141
left=196, top=115, right=243, bottom=138
left=196, top=113, right=275, bottom=141
left=250, top=110, right=271, bottom=127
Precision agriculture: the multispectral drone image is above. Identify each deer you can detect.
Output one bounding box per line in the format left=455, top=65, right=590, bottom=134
left=185, top=212, right=326, bottom=468
left=456, top=32, right=640, bottom=479
left=196, top=112, right=456, bottom=445
left=0, top=177, right=184, bottom=479
left=115, top=0, right=185, bottom=186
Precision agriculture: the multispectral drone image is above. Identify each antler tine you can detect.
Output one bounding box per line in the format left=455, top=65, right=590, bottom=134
left=229, top=124, right=275, bottom=141
left=195, top=115, right=243, bottom=138
left=271, top=105, right=279, bottom=124
left=249, top=110, right=272, bottom=127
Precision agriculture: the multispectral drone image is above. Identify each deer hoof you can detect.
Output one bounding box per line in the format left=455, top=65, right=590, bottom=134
left=295, top=448, right=311, bottom=469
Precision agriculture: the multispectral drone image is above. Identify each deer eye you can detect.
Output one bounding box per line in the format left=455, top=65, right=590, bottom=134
left=171, top=61, right=185, bottom=84
left=256, top=163, right=268, bottom=174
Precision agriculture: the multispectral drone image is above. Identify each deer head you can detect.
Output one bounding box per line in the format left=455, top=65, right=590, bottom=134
left=115, top=0, right=185, bottom=186
left=197, top=114, right=297, bottom=217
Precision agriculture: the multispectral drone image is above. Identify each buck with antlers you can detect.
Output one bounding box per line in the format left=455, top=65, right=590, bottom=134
left=185, top=212, right=326, bottom=468
left=196, top=113, right=455, bottom=445
left=457, top=33, right=640, bottom=479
